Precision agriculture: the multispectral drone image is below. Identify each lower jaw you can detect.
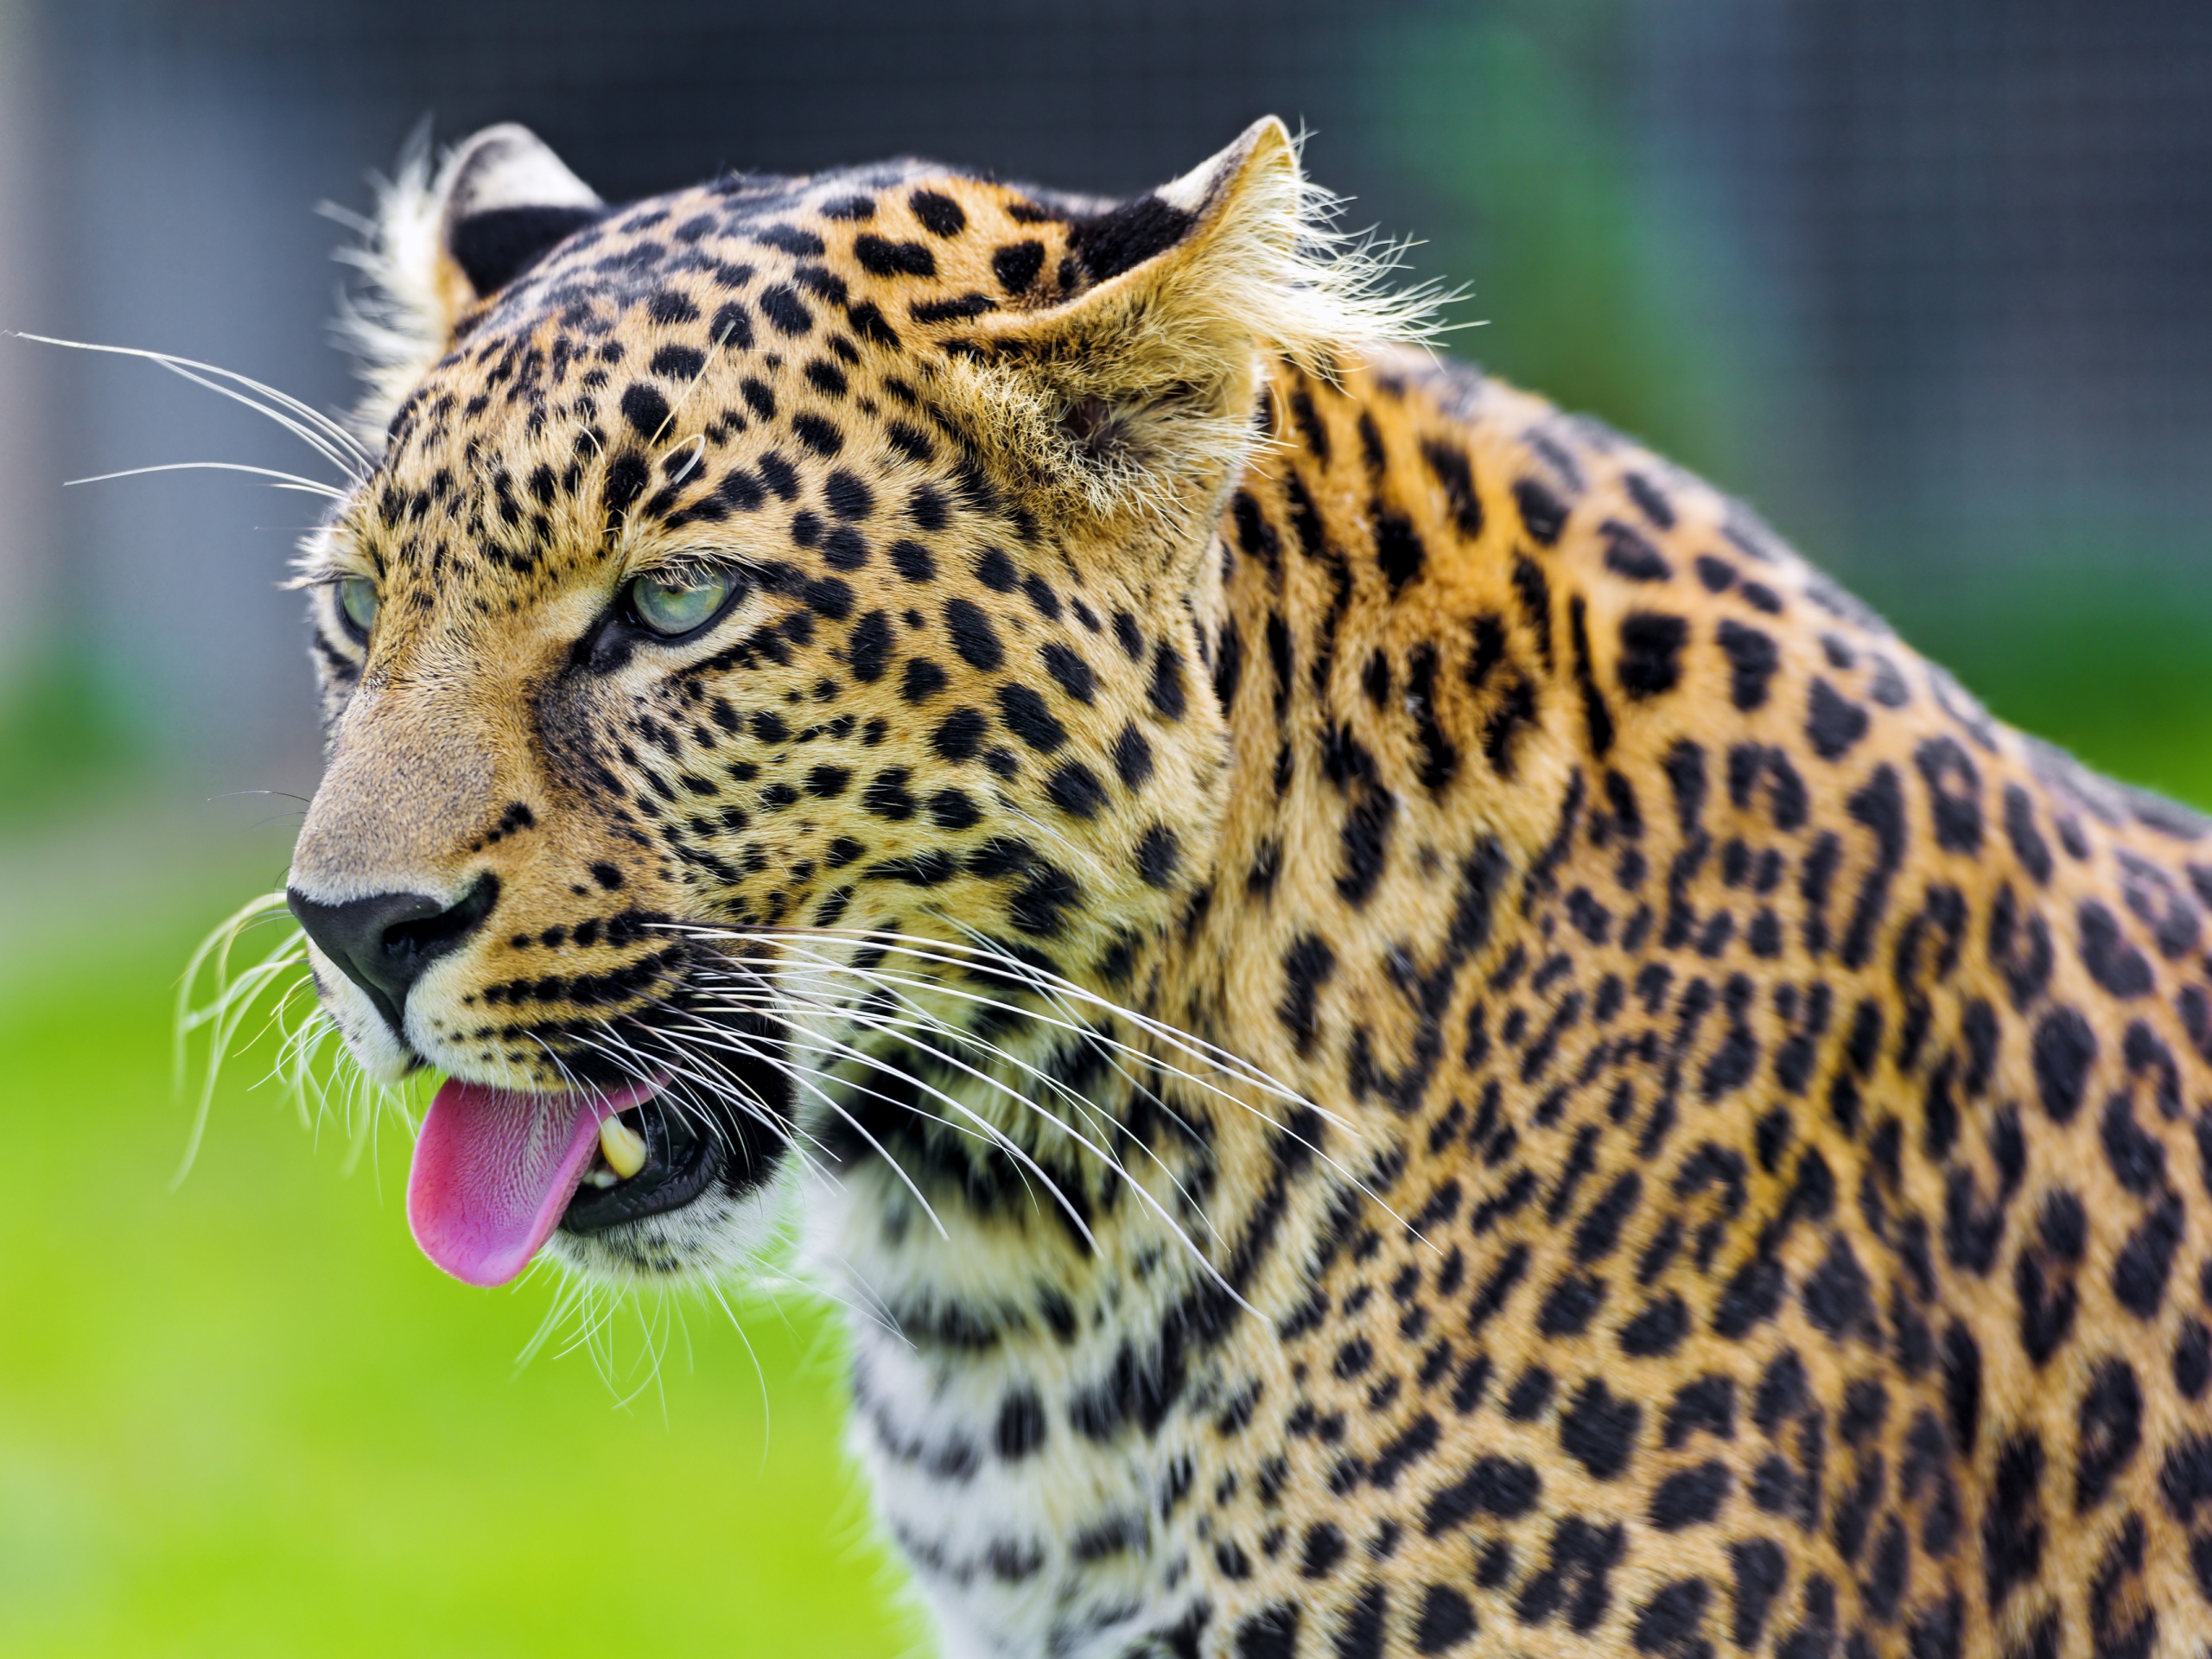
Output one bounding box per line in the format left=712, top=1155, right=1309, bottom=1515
left=559, top=1082, right=784, bottom=1237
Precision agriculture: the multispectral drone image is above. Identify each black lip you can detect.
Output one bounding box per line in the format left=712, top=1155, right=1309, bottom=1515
left=559, top=1093, right=722, bottom=1233
left=557, top=1003, right=791, bottom=1236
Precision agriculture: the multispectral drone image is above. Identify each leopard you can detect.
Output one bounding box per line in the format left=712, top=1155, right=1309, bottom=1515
left=256, top=116, right=2212, bottom=1657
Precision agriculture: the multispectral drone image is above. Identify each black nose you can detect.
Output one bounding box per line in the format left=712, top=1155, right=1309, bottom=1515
left=287, top=874, right=499, bottom=1035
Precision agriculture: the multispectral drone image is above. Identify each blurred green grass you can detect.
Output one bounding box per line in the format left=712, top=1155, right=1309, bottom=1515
left=0, top=826, right=916, bottom=1659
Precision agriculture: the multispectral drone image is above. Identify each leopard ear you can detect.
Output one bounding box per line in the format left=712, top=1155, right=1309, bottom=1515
left=950, top=117, right=1427, bottom=533
left=338, top=124, right=602, bottom=447
left=436, top=125, right=604, bottom=297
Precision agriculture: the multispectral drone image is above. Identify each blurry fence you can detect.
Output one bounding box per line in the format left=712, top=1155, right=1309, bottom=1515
left=0, top=0, right=2206, bottom=799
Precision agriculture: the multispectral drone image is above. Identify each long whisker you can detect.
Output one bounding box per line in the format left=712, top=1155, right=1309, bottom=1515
left=692, top=967, right=1214, bottom=1241
left=14, top=332, right=374, bottom=475
left=662, top=1001, right=1103, bottom=1252
left=65, top=461, right=350, bottom=500
left=685, top=965, right=1239, bottom=1283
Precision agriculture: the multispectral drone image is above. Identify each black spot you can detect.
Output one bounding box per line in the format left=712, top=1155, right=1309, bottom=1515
left=1982, top=1433, right=2046, bottom=1612
left=908, top=190, right=965, bottom=237
left=1625, top=472, right=1677, bottom=529
left=1233, top=1604, right=1300, bottom=1659
left=1514, top=477, right=1569, bottom=544
left=995, top=1397, right=1044, bottom=1459
left=997, top=683, right=1068, bottom=753
left=2103, top=1094, right=2167, bottom=1196
left=648, top=344, right=705, bottom=380
left=1007, top=861, right=1080, bottom=937
left=1726, top=1540, right=1786, bottom=1649
left=1632, top=1580, right=1712, bottom=1659
left=1137, top=825, right=1181, bottom=888
left=2113, top=1194, right=2184, bottom=1318
left=1806, top=679, right=1869, bottom=760
left=1336, top=789, right=1397, bottom=908
left=2005, top=785, right=2053, bottom=883
left=1618, top=613, right=1688, bottom=698
left=1915, top=737, right=1984, bottom=855
left=1511, top=556, right=1554, bottom=668
left=1046, top=762, right=1106, bottom=818
left=854, top=234, right=937, bottom=277
left=822, top=470, right=873, bottom=522
left=885, top=540, right=936, bottom=584
left=1376, top=512, right=1426, bottom=594
left=847, top=610, right=893, bottom=683
left=1942, top=1323, right=1982, bottom=1456
left=901, top=657, right=948, bottom=704
left=2080, top=900, right=2155, bottom=997
left=1559, top=1378, right=1641, bottom=1480
left=1716, top=620, right=1780, bottom=711
left=2177, top=1322, right=2212, bottom=1400
left=1040, top=641, right=1096, bottom=703
left=782, top=415, right=838, bottom=459
left=927, top=788, right=981, bottom=830
left=1514, top=1516, right=1626, bottom=1633
left=1421, top=1456, right=1541, bottom=1535
left=1414, top=1585, right=1477, bottom=1654
left=1504, top=1367, right=1554, bottom=1420
left=602, top=451, right=651, bottom=517
left=931, top=707, right=988, bottom=763
left=1149, top=644, right=1188, bottom=721
left=1539, top=1276, right=1606, bottom=1337
left=1649, top=1461, right=1731, bottom=1530
left=1840, top=765, right=1906, bottom=969
left=2031, top=1007, right=2097, bottom=1122
left=1278, top=935, right=1337, bottom=1054
left=760, top=283, right=811, bottom=334
left=991, top=239, right=1046, bottom=293
left=1114, top=723, right=1154, bottom=789
left=1567, top=598, right=1616, bottom=759
left=944, top=598, right=1004, bottom=671
left=1299, top=1522, right=1346, bottom=1580
left=2074, top=1358, right=2143, bottom=1513
left=1603, top=520, right=1672, bottom=582
left=861, top=768, right=916, bottom=821
left=1421, top=440, right=1483, bottom=539
left=1619, top=1294, right=1690, bottom=1358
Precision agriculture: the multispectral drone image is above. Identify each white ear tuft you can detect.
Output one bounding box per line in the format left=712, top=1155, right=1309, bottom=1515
left=1151, top=117, right=1443, bottom=375
left=331, top=124, right=601, bottom=451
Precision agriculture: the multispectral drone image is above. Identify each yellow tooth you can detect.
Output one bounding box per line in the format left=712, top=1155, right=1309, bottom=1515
left=598, top=1115, right=647, bottom=1180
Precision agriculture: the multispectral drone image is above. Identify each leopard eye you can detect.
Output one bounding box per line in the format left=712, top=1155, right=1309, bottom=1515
left=338, top=577, right=379, bottom=637
left=629, top=569, right=732, bottom=637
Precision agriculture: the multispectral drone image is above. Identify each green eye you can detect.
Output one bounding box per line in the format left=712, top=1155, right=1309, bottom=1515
left=630, top=569, right=734, bottom=637
left=338, top=577, right=379, bottom=635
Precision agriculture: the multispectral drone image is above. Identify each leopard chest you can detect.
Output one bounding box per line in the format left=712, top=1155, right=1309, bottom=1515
left=804, top=1146, right=1243, bottom=1658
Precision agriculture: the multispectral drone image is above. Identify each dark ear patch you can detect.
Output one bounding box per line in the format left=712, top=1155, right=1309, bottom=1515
left=448, top=205, right=605, bottom=296
left=1069, top=194, right=1198, bottom=283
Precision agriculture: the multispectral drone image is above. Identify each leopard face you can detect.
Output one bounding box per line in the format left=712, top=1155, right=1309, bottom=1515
left=285, top=121, right=1328, bottom=1284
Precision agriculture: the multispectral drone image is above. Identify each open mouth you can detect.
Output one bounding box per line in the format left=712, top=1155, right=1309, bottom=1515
left=406, top=1049, right=785, bottom=1287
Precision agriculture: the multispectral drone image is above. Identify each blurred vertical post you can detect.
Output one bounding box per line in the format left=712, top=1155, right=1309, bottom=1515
left=0, top=0, right=55, bottom=696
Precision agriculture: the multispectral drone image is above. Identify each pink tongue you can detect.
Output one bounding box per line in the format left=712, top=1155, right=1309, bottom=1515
left=407, top=1077, right=664, bottom=1287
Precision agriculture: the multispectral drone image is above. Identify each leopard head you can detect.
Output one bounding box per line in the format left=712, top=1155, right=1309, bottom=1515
left=282, top=118, right=1399, bottom=1287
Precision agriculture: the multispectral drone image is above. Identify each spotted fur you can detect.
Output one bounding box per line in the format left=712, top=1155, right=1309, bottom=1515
left=276, top=118, right=2212, bottom=1657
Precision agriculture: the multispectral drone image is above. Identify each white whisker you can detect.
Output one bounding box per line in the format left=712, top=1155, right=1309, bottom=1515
left=64, top=461, right=350, bottom=499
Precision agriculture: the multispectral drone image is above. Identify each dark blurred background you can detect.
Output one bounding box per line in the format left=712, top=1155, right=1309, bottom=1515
left=1, top=3, right=2207, bottom=1654
left=5, top=0, right=2211, bottom=817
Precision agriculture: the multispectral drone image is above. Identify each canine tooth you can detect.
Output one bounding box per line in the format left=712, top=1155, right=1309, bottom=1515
left=598, top=1115, right=647, bottom=1179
